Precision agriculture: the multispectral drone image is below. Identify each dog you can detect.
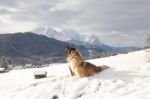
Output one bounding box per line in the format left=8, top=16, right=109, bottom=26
left=66, top=46, right=110, bottom=77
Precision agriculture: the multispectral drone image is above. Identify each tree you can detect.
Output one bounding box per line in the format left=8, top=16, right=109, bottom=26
left=145, top=36, right=150, bottom=62
left=0, top=56, right=9, bottom=70
left=145, top=36, right=150, bottom=49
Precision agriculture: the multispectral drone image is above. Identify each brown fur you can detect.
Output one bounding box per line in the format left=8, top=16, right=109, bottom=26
left=66, top=46, right=110, bottom=77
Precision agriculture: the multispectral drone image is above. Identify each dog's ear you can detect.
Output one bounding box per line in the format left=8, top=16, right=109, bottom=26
left=66, top=46, right=77, bottom=55
left=70, top=47, right=76, bottom=51
left=66, top=46, right=71, bottom=55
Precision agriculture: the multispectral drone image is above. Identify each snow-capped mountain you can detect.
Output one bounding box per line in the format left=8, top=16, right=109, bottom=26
left=66, top=33, right=113, bottom=51
left=32, top=27, right=139, bottom=52
left=83, top=34, right=102, bottom=46
left=32, top=27, right=111, bottom=48
left=32, top=26, right=61, bottom=40
left=60, top=29, right=81, bottom=41
left=32, top=27, right=103, bottom=47
left=32, top=27, right=81, bottom=41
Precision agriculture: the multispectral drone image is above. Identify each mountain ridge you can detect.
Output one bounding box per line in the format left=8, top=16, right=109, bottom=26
left=0, top=32, right=72, bottom=65
left=32, top=27, right=139, bottom=52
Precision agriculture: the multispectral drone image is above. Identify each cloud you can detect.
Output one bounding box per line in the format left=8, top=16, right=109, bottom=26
left=96, top=31, right=149, bottom=47
left=0, top=0, right=18, bottom=7
left=0, top=0, right=149, bottom=47
left=65, top=0, right=150, bottom=32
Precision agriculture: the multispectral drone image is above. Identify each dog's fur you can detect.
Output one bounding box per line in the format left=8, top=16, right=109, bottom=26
left=66, top=46, right=110, bottom=77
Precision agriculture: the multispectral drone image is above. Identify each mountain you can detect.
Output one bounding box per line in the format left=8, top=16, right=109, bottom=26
left=83, top=34, right=102, bottom=46
left=32, top=26, right=61, bottom=40
left=32, top=27, right=115, bottom=51
left=67, top=33, right=140, bottom=52
left=0, top=32, right=69, bottom=57
left=66, top=34, right=114, bottom=52
left=60, top=29, right=81, bottom=41
left=32, top=27, right=81, bottom=41
left=0, top=32, right=92, bottom=65
left=32, top=27, right=112, bottom=52
left=113, top=46, right=140, bottom=52
left=0, top=32, right=72, bottom=65
left=32, top=27, right=139, bottom=54
left=32, top=27, right=102, bottom=46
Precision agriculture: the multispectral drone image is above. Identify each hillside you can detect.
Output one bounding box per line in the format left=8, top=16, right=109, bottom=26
left=0, top=32, right=69, bottom=57
left=0, top=32, right=126, bottom=66
left=0, top=32, right=71, bottom=65
left=0, top=50, right=150, bottom=99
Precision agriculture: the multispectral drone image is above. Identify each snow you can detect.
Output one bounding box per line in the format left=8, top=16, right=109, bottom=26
left=0, top=50, right=150, bottom=99
left=83, top=34, right=103, bottom=46
left=32, top=27, right=81, bottom=41
left=0, top=68, right=5, bottom=71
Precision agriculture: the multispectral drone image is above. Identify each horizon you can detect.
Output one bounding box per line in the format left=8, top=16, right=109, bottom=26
left=0, top=30, right=145, bottom=48
left=0, top=0, right=150, bottom=47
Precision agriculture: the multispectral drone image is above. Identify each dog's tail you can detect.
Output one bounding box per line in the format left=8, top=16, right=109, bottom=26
left=97, top=65, right=110, bottom=72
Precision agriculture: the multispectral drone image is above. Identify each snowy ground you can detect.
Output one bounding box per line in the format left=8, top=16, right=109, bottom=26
left=0, top=50, right=150, bottom=99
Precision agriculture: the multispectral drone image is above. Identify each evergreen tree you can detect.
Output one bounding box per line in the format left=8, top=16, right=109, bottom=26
left=0, top=56, right=9, bottom=70
left=145, top=36, right=150, bottom=48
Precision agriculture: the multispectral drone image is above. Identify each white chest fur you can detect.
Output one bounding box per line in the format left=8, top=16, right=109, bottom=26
left=68, top=61, right=81, bottom=77
left=68, top=61, right=77, bottom=71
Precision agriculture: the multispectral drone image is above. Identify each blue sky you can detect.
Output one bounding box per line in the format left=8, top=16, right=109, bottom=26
left=0, top=0, right=149, bottom=47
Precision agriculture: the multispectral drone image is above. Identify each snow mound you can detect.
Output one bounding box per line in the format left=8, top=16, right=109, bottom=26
left=0, top=50, right=150, bottom=99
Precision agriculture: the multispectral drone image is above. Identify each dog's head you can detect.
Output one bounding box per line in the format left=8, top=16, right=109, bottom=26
left=66, top=46, right=76, bottom=56
left=66, top=46, right=83, bottom=62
